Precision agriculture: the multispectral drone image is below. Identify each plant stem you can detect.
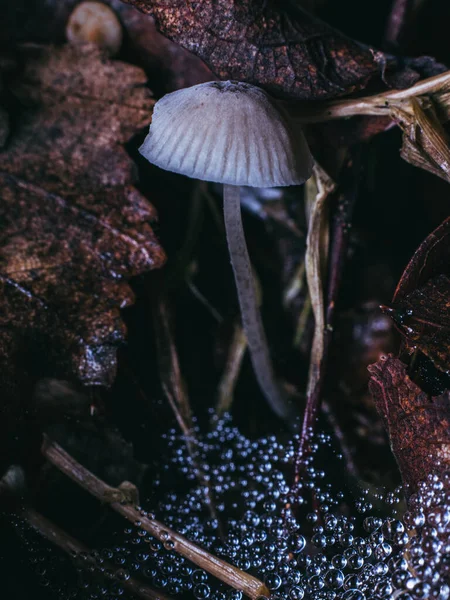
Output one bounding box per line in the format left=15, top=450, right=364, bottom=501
left=42, top=438, right=269, bottom=600
left=223, top=184, right=291, bottom=420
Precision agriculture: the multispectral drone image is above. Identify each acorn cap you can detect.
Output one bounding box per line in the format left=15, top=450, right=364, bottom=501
left=139, top=81, right=313, bottom=187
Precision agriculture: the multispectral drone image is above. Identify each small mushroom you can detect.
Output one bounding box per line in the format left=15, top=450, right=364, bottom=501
left=139, top=81, right=313, bottom=418
left=66, top=1, right=123, bottom=56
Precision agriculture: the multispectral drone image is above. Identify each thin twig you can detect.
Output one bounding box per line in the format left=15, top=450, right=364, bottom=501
left=42, top=439, right=269, bottom=600
left=24, top=508, right=170, bottom=600
left=321, top=401, right=359, bottom=479
left=214, top=322, right=248, bottom=421
left=283, top=261, right=306, bottom=308
left=152, top=295, right=223, bottom=530
left=187, top=280, right=223, bottom=324
left=153, top=296, right=192, bottom=429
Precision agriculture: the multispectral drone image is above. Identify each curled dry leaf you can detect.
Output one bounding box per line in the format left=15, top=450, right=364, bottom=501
left=392, top=97, right=450, bottom=182
left=122, top=0, right=445, bottom=100
left=368, top=355, right=450, bottom=495
left=0, top=44, right=165, bottom=388
left=383, top=217, right=450, bottom=375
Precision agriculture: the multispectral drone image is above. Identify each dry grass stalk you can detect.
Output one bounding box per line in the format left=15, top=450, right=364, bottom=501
left=291, top=71, right=450, bottom=181
left=304, top=164, right=336, bottom=402
left=214, top=322, right=248, bottom=421
left=291, top=70, right=450, bottom=122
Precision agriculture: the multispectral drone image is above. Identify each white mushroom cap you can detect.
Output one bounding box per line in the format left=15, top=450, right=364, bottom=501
left=139, top=81, right=313, bottom=187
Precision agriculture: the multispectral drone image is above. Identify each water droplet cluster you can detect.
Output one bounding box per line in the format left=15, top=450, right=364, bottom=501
left=19, top=416, right=450, bottom=599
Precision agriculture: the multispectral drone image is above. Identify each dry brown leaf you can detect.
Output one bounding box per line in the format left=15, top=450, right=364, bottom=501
left=0, top=44, right=165, bottom=387
left=393, top=217, right=450, bottom=303
left=387, top=275, right=450, bottom=374
left=383, top=217, right=450, bottom=376
left=122, top=0, right=445, bottom=100
left=368, top=355, right=450, bottom=495
left=110, top=1, right=215, bottom=91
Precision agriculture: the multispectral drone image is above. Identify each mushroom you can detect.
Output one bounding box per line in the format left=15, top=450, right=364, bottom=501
left=66, top=1, right=123, bottom=56
left=139, top=81, right=313, bottom=418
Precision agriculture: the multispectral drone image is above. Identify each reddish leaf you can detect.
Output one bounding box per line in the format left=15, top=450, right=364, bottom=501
left=393, top=217, right=450, bottom=303
left=385, top=275, right=450, bottom=373
left=0, top=44, right=165, bottom=387
left=368, top=355, right=450, bottom=494
left=382, top=218, right=450, bottom=374
left=122, top=0, right=446, bottom=100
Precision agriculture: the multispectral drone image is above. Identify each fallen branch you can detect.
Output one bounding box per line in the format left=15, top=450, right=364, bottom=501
left=0, top=466, right=169, bottom=600
left=24, top=508, right=170, bottom=600
left=42, top=438, right=269, bottom=600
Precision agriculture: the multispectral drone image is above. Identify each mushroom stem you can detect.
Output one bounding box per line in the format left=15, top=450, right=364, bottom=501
left=223, top=184, right=289, bottom=419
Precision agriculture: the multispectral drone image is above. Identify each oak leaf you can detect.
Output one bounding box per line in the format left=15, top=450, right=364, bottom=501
left=0, top=44, right=165, bottom=388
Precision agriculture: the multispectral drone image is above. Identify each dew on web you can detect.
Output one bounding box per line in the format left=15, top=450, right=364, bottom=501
left=17, top=415, right=450, bottom=600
